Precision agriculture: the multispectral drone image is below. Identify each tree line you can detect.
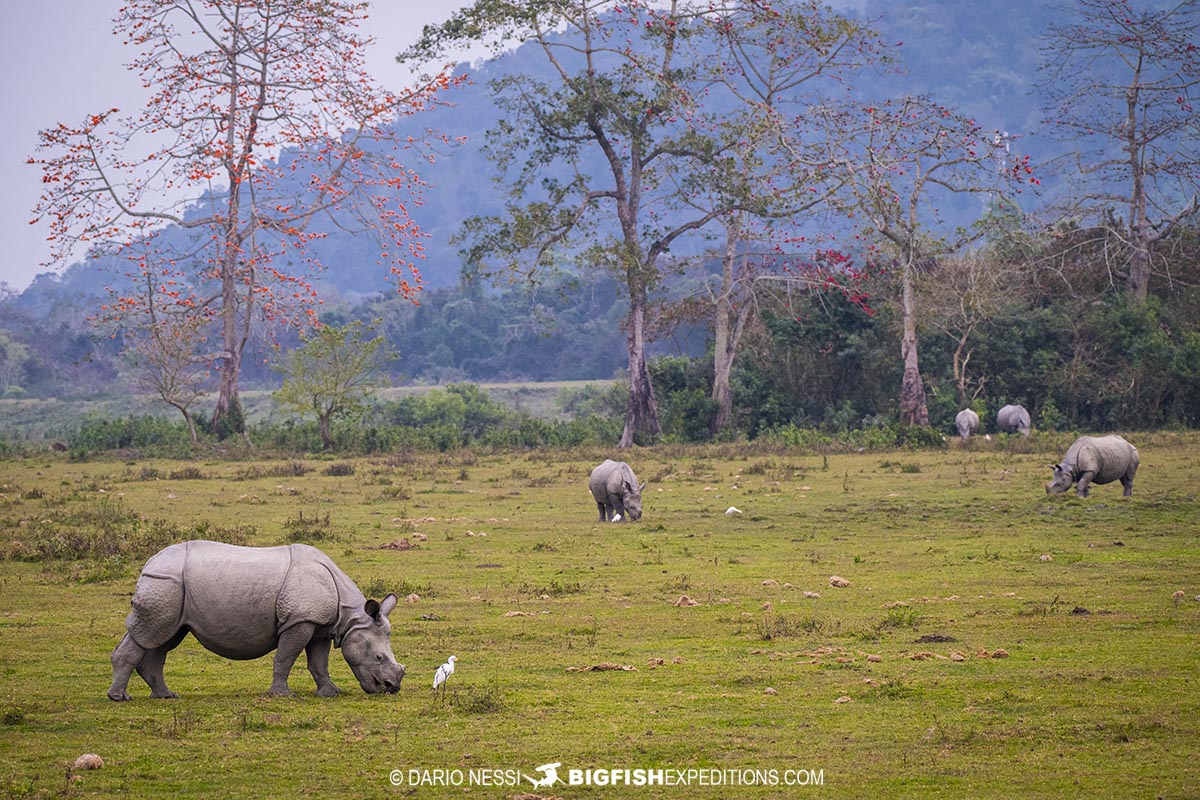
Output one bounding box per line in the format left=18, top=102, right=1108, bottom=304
left=4, top=211, right=1196, bottom=450
left=16, top=0, right=1200, bottom=447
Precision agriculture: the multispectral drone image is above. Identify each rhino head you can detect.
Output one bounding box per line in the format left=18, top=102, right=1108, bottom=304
left=623, top=481, right=647, bottom=521
left=1045, top=464, right=1073, bottom=495
left=340, top=594, right=404, bottom=694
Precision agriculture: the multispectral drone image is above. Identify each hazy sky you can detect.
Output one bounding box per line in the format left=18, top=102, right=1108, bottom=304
left=0, top=0, right=473, bottom=293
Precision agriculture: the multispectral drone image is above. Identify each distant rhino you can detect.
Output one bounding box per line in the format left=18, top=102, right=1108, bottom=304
left=996, top=404, right=1031, bottom=436
left=1046, top=435, right=1140, bottom=497
left=589, top=459, right=645, bottom=522
left=955, top=409, right=980, bottom=440
left=108, top=541, right=404, bottom=700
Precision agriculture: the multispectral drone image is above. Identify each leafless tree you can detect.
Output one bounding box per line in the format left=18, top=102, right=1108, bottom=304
left=918, top=249, right=1030, bottom=407
left=1039, top=0, right=1200, bottom=302
left=812, top=97, right=1035, bottom=426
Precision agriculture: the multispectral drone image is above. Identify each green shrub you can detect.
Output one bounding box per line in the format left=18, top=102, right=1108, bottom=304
left=69, top=415, right=195, bottom=458
left=0, top=499, right=252, bottom=567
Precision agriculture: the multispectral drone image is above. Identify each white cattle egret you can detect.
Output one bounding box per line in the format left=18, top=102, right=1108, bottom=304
left=433, top=655, right=456, bottom=702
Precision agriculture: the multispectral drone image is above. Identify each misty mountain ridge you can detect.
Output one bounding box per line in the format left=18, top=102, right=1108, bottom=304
left=15, top=0, right=1062, bottom=315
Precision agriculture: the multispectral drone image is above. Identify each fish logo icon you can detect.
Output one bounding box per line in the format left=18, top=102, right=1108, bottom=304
left=524, top=762, right=562, bottom=788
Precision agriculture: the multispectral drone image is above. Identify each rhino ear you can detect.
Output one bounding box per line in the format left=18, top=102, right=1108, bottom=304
left=364, top=598, right=381, bottom=620
left=379, top=593, right=398, bottom=618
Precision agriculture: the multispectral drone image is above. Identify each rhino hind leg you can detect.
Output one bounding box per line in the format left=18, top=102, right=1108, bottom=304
left=108, top=627, right=186, bottom=700
left=596, top=502, right=608, bottom=522
left=109, top=571, right=188, bottom=701
left=108, top=633, right=143, bottom=701
left=136, top=628, right=187, bottom=699
left=1121, top=463, right=1137, bottom=496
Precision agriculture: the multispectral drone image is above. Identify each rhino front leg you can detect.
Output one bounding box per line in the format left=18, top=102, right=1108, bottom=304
left=305, top=637, right=341, bottom=697
left=1075, top=471, right=1095, bottom=497
left=269, top=623, right=317, bottom=697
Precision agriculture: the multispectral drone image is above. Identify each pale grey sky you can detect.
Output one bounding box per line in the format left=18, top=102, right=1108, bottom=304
left=0, top=0, right=474, bottom=293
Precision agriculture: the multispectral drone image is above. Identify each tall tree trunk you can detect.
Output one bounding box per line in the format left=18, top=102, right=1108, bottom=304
left=168, top=402, right=198, bottom=445
left=212, top=355, right=245, bottom=440
left=211, top=269, right=247, bottom=439
left=619, top=287, right=661, bottom=448
left=1128, top=201, right=1152, bottom=302
left=898, top=256, right=929, bottom=426
left=319, top=411, right=333, bottom=450
left=1124, top=64, right=1151, bottom=303
left=212, top=226, right=247, bottom=439
left=952, top=327, right=974, bottom=409
left=711, top=314, right=734, bottom=435
left=212, top=56, right=250, bottom=440
left=710, top=218, right=747, bottom=436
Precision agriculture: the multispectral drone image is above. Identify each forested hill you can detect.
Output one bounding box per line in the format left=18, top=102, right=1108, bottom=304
left=15, top=0, right=1054, bottom=308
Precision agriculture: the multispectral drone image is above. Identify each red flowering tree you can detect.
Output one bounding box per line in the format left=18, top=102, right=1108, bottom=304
left=812, top=97, right=1036, bottom=426
left=30, top=0, right=459, bottom=437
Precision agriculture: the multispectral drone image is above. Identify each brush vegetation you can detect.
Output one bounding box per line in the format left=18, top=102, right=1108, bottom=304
left=1, top=434, right=1197, bottom=798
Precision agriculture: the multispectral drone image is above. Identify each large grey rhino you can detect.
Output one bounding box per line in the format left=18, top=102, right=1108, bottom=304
left=955, top=408, right=980, bottom=440
left=108, top=540, right=404, bottom=701
left=1045, top=435, right=1139, bottom=497
left=996, top=404, right=1031, bottom=436
left=588, top=459, right=645, bottom=522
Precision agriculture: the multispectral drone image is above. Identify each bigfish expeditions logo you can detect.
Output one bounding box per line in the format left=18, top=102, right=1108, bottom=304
left=523, top=762, right=562, bottom=788
left=390, top=761, right=824, bottom=790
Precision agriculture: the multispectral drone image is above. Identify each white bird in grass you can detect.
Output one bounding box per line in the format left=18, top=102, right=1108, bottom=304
left=433, top=655, right=457, bottom=702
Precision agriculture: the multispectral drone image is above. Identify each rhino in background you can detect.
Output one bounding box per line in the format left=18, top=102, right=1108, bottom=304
left=589, top=459, right=645, bottom=522
left=108, top=540, right=405, bottom=701
left=1046, top=435, right=1140, bottom=497
left=996, top=404, right=1031, bottom=436
left=955, top=409, right=980, bottom=440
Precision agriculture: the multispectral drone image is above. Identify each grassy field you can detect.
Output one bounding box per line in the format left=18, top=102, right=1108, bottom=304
left=0, top=434, right=1197, bottom=798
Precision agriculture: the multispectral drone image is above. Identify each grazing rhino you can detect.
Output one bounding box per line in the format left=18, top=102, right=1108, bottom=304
left=996, top=404, right=1031, bottom=436
left=1046, top=435, right=1139, bottom=497
left=589, top=459, right=645, bottom=522
left=108, top=540, right=404, bottom=701
left=955, top=408, right=980, bottom=440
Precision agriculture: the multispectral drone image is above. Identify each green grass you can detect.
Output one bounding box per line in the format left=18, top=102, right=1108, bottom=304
left=0, top=434, right=1197, bottom=798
